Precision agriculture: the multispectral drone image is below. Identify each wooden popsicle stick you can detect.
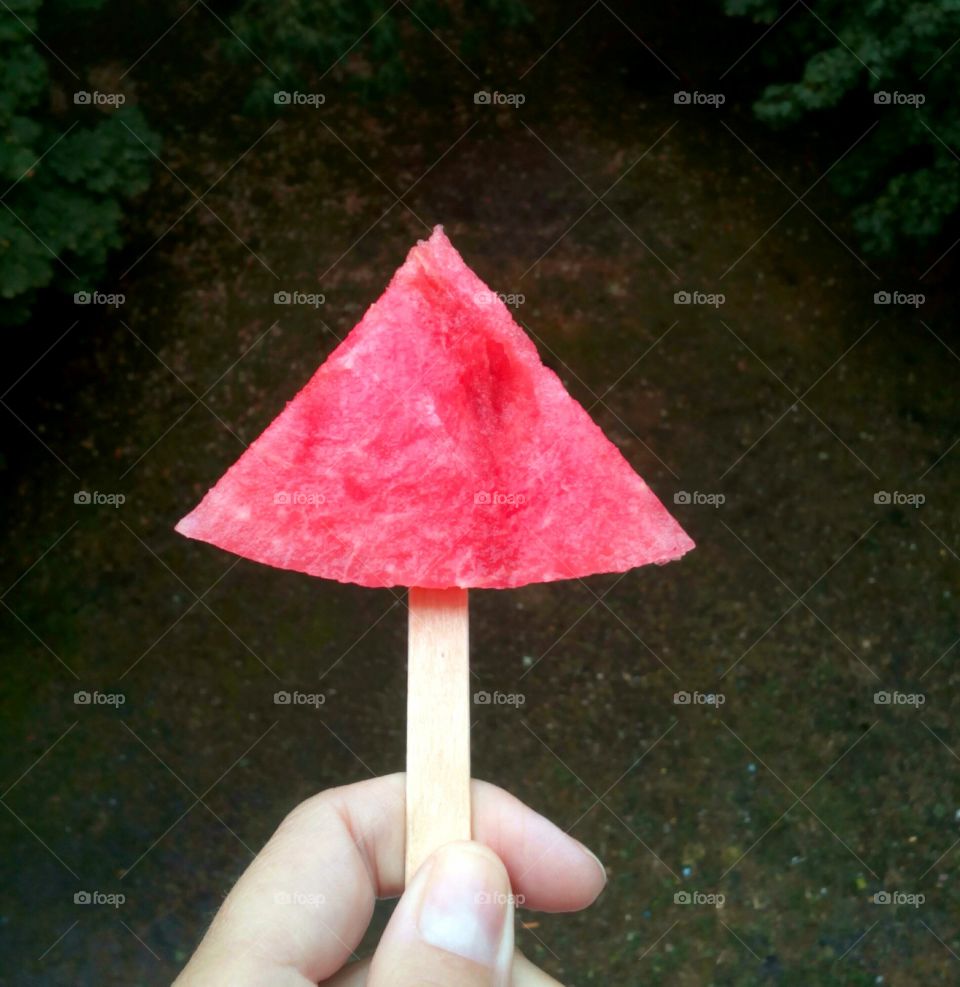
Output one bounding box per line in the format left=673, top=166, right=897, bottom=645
left=405, top=586, right=471, bottom=880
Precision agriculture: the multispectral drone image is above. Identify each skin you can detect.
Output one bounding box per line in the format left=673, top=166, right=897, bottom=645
left=175, top=773, right=607, bottom=986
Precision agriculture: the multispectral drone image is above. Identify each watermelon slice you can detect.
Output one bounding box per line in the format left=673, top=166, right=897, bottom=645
left=176, top=226, right=693, bottom=588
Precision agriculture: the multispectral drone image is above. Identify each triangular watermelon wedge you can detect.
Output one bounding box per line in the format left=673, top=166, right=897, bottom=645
left=176, top=227, right=694, bottom=588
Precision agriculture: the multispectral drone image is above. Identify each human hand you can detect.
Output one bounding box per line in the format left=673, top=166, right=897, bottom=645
left=174, top=773, right=606, bottom=986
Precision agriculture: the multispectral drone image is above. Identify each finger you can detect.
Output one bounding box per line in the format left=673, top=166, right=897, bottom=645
left=324, top=950, right=563, bottom=987
left=176, top=774, right=604, bottom=984
left=473, top=778, right=605, bottom=912
left=512, top=951, right=564, bottom=985
left=366, top=841, right=514, bottom=987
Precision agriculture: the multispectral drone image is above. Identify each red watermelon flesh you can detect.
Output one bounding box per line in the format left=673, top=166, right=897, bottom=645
left=176, top=226, right=694, bottom=588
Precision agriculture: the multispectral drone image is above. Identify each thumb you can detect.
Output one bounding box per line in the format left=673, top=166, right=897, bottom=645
left=367, top=841, right=515, bottom=987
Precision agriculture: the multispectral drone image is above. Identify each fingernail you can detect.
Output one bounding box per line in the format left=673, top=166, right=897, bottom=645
left=418, top=844, right=513, bottom=971
left=578, top=842, right=607, bottom=885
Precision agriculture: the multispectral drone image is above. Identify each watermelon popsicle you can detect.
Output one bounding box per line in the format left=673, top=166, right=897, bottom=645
left=176, top=226, right=694, bottom=881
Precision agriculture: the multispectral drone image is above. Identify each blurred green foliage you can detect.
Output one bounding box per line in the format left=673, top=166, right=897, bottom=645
left=227, top=0, right=533, bottom=111
left=0, top=0, right=159, bottom=324
left=724, top=0, right=960, bottom=255
left=2, top=0, right=531, bottom=323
